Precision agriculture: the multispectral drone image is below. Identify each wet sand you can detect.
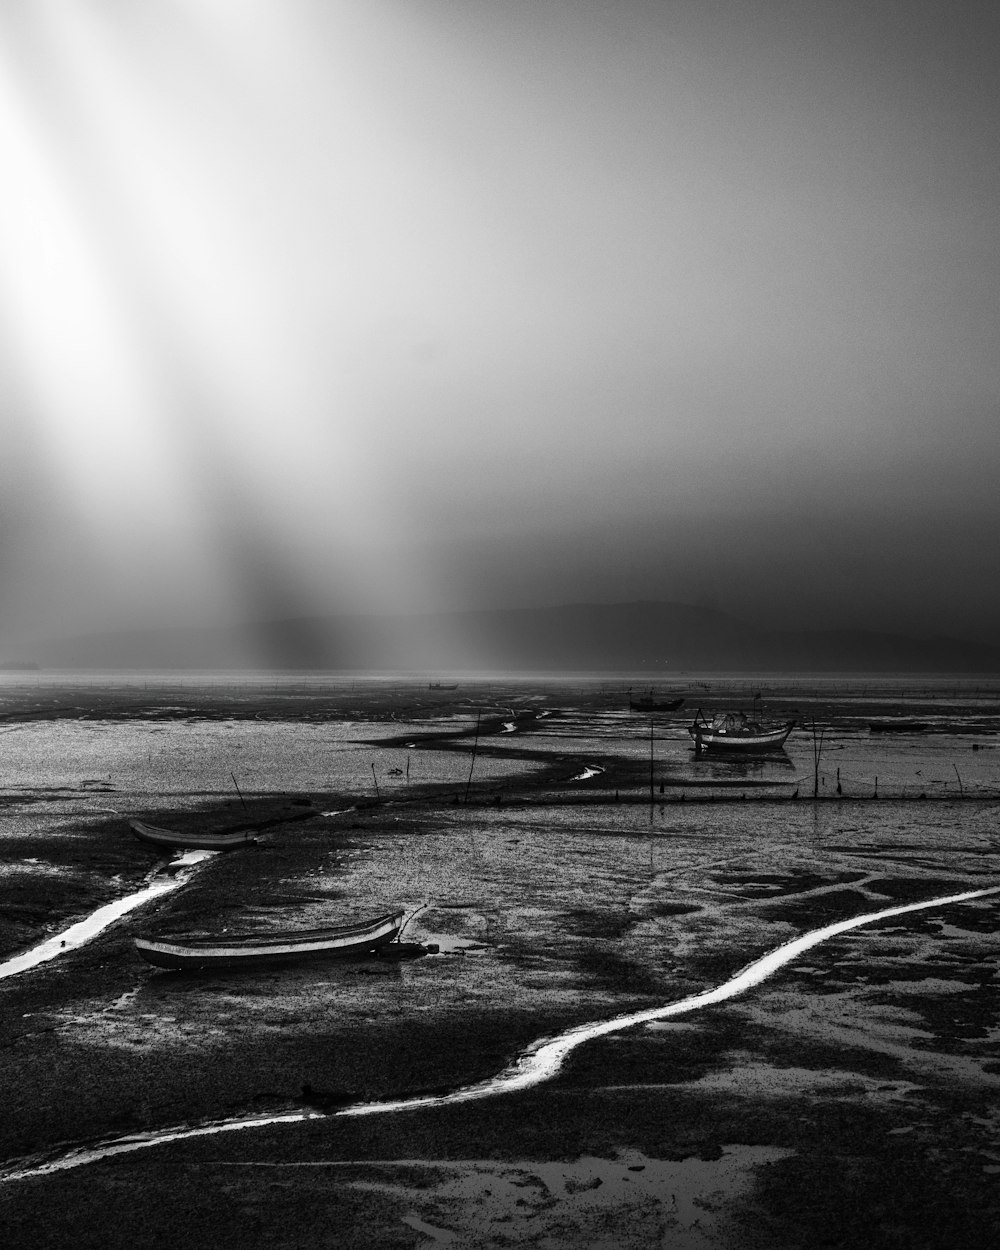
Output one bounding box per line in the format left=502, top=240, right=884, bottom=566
left=1, top=676, right=999, bottom=1247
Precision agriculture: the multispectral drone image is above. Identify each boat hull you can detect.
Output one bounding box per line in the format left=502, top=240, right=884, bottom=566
left=128, top=819, right=258, bottom=852
left=134, top=910, right=406, bottom=970
left=630, top=697, right=684, bottom=712
left=689, top=723, right=795, bottom=753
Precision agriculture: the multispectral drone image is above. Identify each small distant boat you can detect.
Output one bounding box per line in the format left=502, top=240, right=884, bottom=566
left=428, top=682, right=459, bottom=690
left=688, top=711, right=795, bottom=753
left=134, top=909, right=407, bottom=970
left=629, top=691, right=685, bottom=712
left=868, top=720, right=929, bottom=734
left=128, top=819, right=258, bottom=852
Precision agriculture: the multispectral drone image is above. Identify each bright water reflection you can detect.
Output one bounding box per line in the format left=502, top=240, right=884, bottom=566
left=0, top=852, right=216, bottom=980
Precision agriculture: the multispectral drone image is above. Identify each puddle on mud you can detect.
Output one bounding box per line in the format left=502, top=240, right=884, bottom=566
left=334, top=1145, right=795, bottom=1249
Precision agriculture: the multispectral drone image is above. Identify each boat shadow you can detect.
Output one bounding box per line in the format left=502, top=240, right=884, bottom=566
left=139, top=949, right=415, bottom=985
left=699, top=753, right=797, bottom=776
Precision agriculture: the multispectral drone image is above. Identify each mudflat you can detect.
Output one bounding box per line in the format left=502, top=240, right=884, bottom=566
left=1, top=675, right=999, bottom=1248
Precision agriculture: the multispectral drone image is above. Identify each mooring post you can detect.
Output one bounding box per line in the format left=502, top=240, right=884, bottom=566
left=231, top=772, right=248, bottom=813
left=465, top=711, right=481, bottom=803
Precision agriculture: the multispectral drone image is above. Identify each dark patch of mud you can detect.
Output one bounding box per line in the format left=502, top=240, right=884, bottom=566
left=708, top=868, right=869, bottom=898
left=868, top=977, right=1000, bottom=1048
left=571, top=947, right=668, bottom=996
left=755, top=887, right=882, bottom=926
left=743, top=1140, right=997, bottom=1250
left=559, top=908, right=638, bottom=940
left=865, top=876, right=972, bottom=901
left=650, top=900, right=703, bottom=917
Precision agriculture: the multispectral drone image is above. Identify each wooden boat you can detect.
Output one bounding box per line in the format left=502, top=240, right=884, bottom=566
left=134, top=909, right=407, bottom=970
left=868, top=720, right=928, bottom=733
left=629, top=692, right=685, bottom=712
left=128, top=818, right=258, bottom=852
left=688, top=711, right=795, bottom=753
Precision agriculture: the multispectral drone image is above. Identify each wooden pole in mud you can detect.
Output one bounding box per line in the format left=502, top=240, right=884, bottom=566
left=810, top=719, right=826, bottom=800
left=465, top=712, right=481, bottom=803
left=649, top=718, right=655, bottom=809
left=231, top=772, right=248, bottom=812
left=371, top=763, right=380, bottom=800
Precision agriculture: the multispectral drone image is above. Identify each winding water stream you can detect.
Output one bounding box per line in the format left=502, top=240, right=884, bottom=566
left=2, top=883, right=997, bottom=1183
left=0, top=850, right=216, bottom=982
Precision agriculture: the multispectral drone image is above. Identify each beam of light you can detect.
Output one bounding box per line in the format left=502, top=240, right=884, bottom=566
left=2, top=884, right=996, bottom=1182
left=0, top=0, right=454, bottom=656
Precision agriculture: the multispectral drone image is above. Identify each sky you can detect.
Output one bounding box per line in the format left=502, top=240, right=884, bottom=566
left=1, top=0, right=999, bottom=654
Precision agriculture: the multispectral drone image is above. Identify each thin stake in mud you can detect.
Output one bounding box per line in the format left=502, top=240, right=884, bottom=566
left=464, top=712, right=481, bottom=803
left=371, top=763, right=380, bottom=800
left=231, top=772, right=248, bottom=813
left=810, top=718, right=826, bottom=799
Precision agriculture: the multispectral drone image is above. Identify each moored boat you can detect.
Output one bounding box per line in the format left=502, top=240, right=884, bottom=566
left=128, top=818, right=258, bottom=852
left=628, top=691, right=685, bottom=712
left=688, top=711, right=795, bottom=753
left=134, top=908, right=407, bottom=970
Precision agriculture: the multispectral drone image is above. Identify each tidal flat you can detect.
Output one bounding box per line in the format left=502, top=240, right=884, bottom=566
left=1, top=674, right=999, bottom=1248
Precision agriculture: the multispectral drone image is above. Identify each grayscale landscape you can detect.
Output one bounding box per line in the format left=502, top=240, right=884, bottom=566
left=2, top=1, right=999, bottom=1246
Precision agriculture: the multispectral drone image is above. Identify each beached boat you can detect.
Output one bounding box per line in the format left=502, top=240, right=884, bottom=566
left=688, top=711, right=795, bottom=753
left=868, top=720, right=929, bottom=733
left=128, top=819, right=258, bottom=852
left=625, top=695, right=690, bottom=715
left=134, top=908, right=407, bottom=970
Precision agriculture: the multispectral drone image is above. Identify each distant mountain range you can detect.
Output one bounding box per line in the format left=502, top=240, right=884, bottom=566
left=26, top=601, right=1000, bottom=672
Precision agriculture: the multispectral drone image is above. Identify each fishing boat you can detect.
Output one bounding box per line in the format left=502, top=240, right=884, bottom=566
left=134, top=908, right=407, bottom=970
left=628, top=691, right=685, bottom=712
left=688, top=711, right=795, bottom=753
left=128, top=819, right=258, bottom=852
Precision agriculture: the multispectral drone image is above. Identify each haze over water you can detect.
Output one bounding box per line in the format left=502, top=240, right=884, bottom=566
left=2, top=2, right=999, bottom=660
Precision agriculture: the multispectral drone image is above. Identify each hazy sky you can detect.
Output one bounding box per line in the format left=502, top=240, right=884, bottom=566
left=2, top=0, right=999, bottom=648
